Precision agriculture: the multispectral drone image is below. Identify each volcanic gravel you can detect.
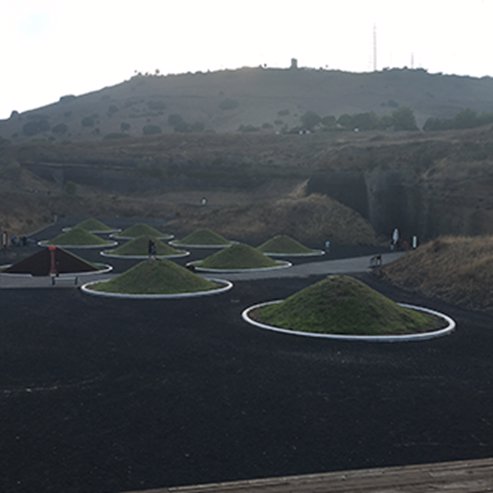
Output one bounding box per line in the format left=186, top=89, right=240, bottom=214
left=1, top=270, right=493, bottom=493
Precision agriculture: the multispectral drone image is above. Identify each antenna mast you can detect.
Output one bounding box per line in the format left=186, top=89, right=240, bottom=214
left=373, top=24, right=377, bottom=71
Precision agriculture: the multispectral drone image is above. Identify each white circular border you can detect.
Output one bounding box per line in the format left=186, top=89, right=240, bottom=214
left=100, top=250, right=190, bottom=260
left=110, top=233, right=174, bottom=241
left=62, top=227, right=122, bottom=234
left=169, top=240, right=235, bottom=249
left=80, top=277, right=233, bottom=299
left=187, top=260, right=292, bottom=273
left=261, top=250, right=326, bottom=258
left=38, top=240, right=118, bottom=249
left=242, top=301, right=456, bottom=342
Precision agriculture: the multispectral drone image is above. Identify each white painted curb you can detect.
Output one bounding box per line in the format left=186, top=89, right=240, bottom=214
left=242, top=301, right=456, bottom=342
left=80, top=278, right=233, bottom=299
left=110, top=233, right=174, bottom=241
left=37, top=240, right=118, bottom=249
left=262, top=250, right=326, bottom=258
left=100, top=250, right=190, bottom=259
left=187, top=260, right=292, bottom=273
left=62, top=227, right=122, bottom=234
left=169, top=240, right=235, bottom=249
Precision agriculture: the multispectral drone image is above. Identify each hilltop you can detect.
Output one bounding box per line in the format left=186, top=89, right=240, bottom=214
left=3, top=66, right=493, bottom=142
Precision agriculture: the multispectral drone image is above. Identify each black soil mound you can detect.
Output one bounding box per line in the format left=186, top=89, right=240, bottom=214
left=4, top=248, right=99, bottom=276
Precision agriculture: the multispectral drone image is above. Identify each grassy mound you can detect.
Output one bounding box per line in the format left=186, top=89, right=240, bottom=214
left=92, top=259, right=219, bottom=294
left=108, top=235, right=182, bottom=256
left=47, top=228, right=113, bottom=246
left=198, top=243, right=279, bottom=269
left=258, top=234, right=316, bottom=254
left=74, top=218, right=113, bottom=232
left=379, top=235, right=493, bottom=311
left=177, top=228, right=232, bottom=246
left=252, top=275, right=442, bottom=335
left=118, top=223, right=170, bottom=238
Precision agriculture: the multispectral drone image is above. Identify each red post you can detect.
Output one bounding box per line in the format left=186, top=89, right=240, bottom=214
left=48, top=245, right=57, bottom=277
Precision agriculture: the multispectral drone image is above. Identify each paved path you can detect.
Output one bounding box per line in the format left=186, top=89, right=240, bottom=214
left=123, top=457, right=493, bottom=493
left=0, top=253, right=402, bottom=289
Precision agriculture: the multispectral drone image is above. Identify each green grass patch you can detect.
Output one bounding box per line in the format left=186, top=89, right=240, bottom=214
left=252, top=275, right=443, bottom=335
left=258, top=234, right=316, bottom=254
left=198, top=243, right=280, bottom=269
left=48, top=228, right=114, bottom=246
left=118, top=223, right=170, bottom=238
left=74, top=218, right=113, bottom=231
left=177, top=228, right=231, bottom=246
left=92, top=259, right=219, bottom=294
left=109, top=235, right=182, bottom=256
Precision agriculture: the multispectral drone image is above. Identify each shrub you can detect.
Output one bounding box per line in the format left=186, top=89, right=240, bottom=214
left=143, top=124, right=162, bottom=135
left=81, top=115, right=97, bottom=127
left=22, top=120, right=50, bottom=136
left=107, top=104, right=119, bottom=117
left=120, top=122, right=131, bottom=132
left=52, top=123, right=68, bottom=135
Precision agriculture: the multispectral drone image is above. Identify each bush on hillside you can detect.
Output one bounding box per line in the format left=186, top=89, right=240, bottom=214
left=142, top=124, right=162, bottom=136
left=23, top=120, right=50, bottom=136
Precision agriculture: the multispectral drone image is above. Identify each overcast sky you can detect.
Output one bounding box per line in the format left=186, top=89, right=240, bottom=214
left=1, top=0, right=493, bottom=119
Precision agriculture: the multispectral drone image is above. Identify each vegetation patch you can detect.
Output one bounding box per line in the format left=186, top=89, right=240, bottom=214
left=47, top=228, right=114, bottom=246
left=91, top=259, right=219, bottom=294
left=117, top=223, right=171, bottom=238
left=74, top=218, right=114, bottom=232
left=175, top=228, right=232, bottom=246
left=197, top=243, right=280, bottom=269
left=258, top=234, right=317, bottom=254
left=251, top=275, right=442, bottom=335
left=107, top=235, right=183, bottom=256
left=378, top=235, right=493, bottom=311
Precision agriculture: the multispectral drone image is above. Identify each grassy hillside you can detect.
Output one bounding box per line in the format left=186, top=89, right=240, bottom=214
left=252, top=275, right=442, bottom=335
left=47, top=228, right=113, bottom=246
left=3, top=67, right=493, bottom=142
left=169, top=194, right=377, bottom=245
left=379, top=236, right=493, bottom=311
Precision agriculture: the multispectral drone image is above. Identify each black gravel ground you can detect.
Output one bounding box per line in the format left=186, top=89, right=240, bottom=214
left=1, top=270, right=493, bottom=493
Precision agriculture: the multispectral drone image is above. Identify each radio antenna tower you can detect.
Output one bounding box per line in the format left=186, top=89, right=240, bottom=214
left=373, top=24, right=378, bottom=71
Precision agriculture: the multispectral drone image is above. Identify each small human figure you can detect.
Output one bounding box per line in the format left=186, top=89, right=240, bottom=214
left=1, top=230, right=8, bottom=249
left=201, top=197, right=208, bottom=206
left=324, top=240, right=331, bottom=252
left=148, top=239, right=157, bottom=259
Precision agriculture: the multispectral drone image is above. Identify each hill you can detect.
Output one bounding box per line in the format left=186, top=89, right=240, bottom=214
left=3, top=67, right=493, bottom=141
left=378, top=236, right=493, bottom=312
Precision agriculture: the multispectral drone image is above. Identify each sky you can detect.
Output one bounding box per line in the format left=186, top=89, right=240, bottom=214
left=2, top=0, right=493, bottom=119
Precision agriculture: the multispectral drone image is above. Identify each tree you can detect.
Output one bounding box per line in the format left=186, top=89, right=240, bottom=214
left=391, top=107, right=418, bottom=131
left=300, top=111, right=321, bottom=130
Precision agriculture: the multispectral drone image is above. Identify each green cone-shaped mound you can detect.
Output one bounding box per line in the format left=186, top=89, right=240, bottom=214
left=47, top=228, right=114, bottom=246
left=74, top=218, right=113, bottom=232
left=118, top=223, right=171, bottom=238
left=92, top=259, right=219, bottom=294
left=108, top=235, right=183, bottom=256
left=177, top=228, right=232, bottom=246
left=258, top=235, right=317, bottom=254
left=253, top=275, right=443, bottom=335
left=198, top=243, right=280, bottom=269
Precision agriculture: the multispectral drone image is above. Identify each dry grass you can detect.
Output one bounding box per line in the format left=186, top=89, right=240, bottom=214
left=380, top=235, right=493, bottom=311
left=167, top=194, right=377, bottom=246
